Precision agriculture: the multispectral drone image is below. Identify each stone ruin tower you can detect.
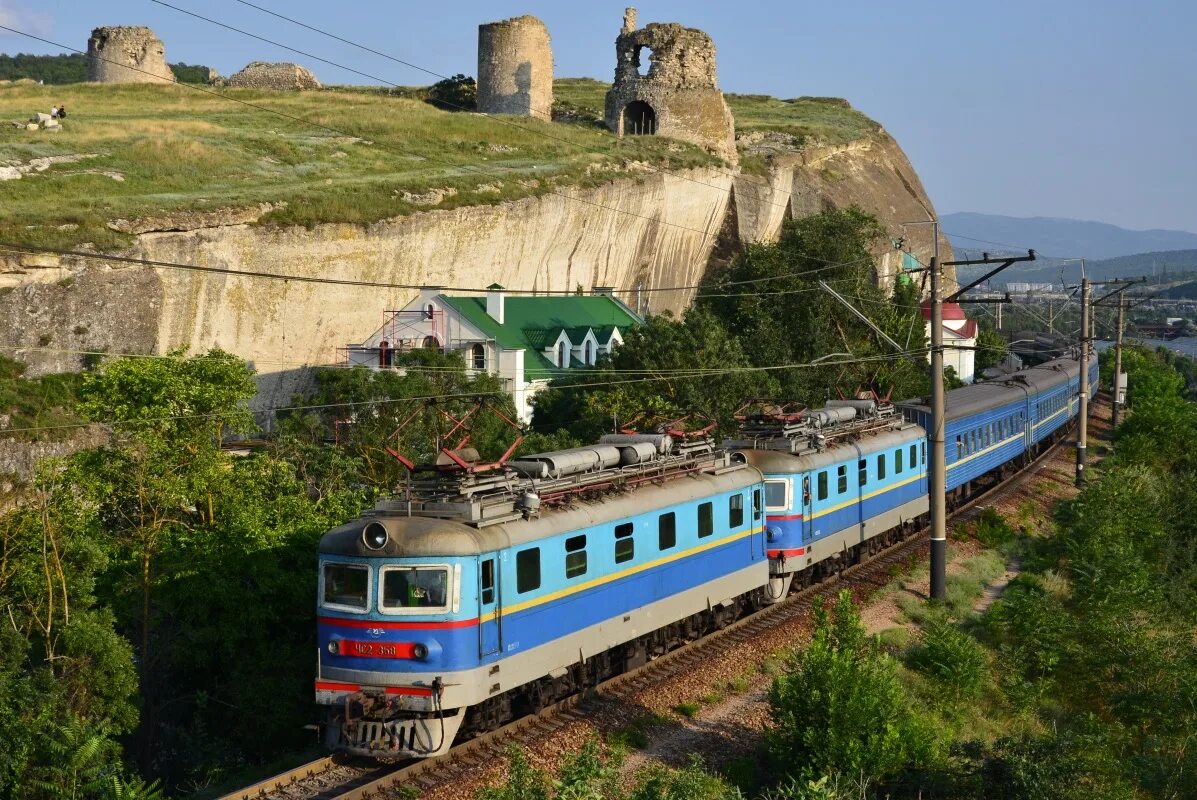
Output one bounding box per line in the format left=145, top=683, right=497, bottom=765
left=86, top=26, right=175, bottom=84
left=604, top=8, right=736, bottom=163
left=476, top=16, right=553, bottom=120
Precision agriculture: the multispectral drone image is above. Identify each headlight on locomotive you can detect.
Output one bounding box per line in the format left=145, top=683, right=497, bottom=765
left=362, top=521, right=389, bottom=550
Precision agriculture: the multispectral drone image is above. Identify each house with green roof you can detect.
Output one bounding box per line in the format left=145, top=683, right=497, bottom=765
left=345, top=285, right=642, bottom=422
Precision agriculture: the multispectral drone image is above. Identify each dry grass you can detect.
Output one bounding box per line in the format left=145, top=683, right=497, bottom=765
left=0, top=81, right=716, bottom=249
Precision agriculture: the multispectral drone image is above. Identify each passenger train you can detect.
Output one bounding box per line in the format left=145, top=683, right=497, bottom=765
left=315, top=351, right=1098, bottom=757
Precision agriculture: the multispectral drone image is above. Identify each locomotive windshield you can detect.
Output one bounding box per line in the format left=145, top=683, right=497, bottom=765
left=323, top=563, right=369, bottom=611
left=381, top=566, right=450, bottom=611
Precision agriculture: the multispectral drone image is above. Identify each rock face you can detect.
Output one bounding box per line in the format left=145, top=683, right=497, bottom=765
left=733, top=135, right=955, bottom=292
left=477, top=16, right=553, bottom=120
left=228, top=62, right=321, bottom=91
left=87, top=26, right=174, bottom=84
left=605, top=11, right=736, bottom=163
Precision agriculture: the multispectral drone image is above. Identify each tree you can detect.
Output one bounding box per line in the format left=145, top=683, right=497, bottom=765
left=973, top=321, right=1007, bottom=375
left=531, top=307, right=778, bottom=439
left=427, top=74, right=477, bottom=110
left=766, top=591, right=938, bottom=788
left=72, top=349, right=255, bottom=769
left=698, top=208, right=928, bottom=403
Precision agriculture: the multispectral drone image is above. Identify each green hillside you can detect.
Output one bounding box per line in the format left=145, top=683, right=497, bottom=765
left=0, top=78, right=880, bottom=252
left=0, top=52, right=214, bottom=84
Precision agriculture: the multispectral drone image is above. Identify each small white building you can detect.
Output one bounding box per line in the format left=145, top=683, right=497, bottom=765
left=921, top=300, right=978, bottom=383
left=344, top=285, right=642, bottom=423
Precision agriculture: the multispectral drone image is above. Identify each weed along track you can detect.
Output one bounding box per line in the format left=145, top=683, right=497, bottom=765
left=219, top=414, right=1085, bottom=800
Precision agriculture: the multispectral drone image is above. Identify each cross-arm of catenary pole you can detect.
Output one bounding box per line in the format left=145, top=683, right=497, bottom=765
left=944, top=250, right=1037, bottom=302
left=1092, top=277, right=1148, bottom=306
left=817, top=280, right=921, bottom=364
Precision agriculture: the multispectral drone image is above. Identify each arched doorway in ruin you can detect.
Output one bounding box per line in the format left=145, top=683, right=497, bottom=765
left=622, top=101, right=657, bottom=135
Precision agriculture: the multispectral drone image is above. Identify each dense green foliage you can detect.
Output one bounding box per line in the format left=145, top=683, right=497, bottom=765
left=0, top=353, right=84, bottom=441
left=426, top=74, right=477, bottom=111
left=533, top=209, right=930, bottom=436
left=0, top=53, right=212, bottom=84
left=767, top=593, right=938, bottom=788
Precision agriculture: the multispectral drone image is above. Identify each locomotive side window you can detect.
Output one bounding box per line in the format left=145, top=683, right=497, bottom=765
left=565, top=535, right=587, bottom=579
left=729, top=494, right=745, bottom=528
left=817, top=471, right=828, bottom=501
left=614, top=523, right=635, bottom=563
left=764, top=480, right=788, bottom=511
left=836, top=465, right=847, bottom=494
left=659, top=512, right=677, bottom=550
left=895, top=448, right=904, bottom=474
left=382, top=566, right=449, bottom=610
left=516, top=548, right=541, bottom=594
left=909, top=444, right=917, bottom=467
left=481, top=559, right=495, bottom=605
left=753, top=488, right=762, bottom=520
left=323, top=563, right=369, bottom=612
left=698, top=502, right=714, bottom=538
left=858, top=459, right=867, bottom=488
left=877, top=454, right=886, bottom=480
left=921, top=442, right=926, bottom=464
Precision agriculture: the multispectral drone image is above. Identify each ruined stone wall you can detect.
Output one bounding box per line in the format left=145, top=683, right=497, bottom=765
left=86, top=26, right=174, bottom=84
left=477, top=16, right=553, bottom=120
left=604, top=17, right=736, bottom=163
left=228, top=62, right=321, bottom=91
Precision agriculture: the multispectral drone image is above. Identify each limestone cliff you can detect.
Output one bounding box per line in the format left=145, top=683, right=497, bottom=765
left=0, top=132, right=947, bottom=409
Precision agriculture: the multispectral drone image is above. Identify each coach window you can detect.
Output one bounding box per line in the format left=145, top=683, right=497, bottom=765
left=729, top=494, right=745, bottom=528
left=877, top=454, right=886, bottom=480
left=659, top=512, right=677, bottom=550
left=516, top=547, right=541, bottom=594
left=817, top=471, right=829, bottom=501
left=764, top=480, right=788, bottom=511
left=322, top=563, right=369, bottom=612
left=858, top=459, right=868, bottom=488
left=895, top=447, right=904, bottom=474
left=753, top=488, right=763, bottom=521
left=956, top=435, right=963, bottom=456
left=565, top=534, right=587, bottom=579
left=614, top=523, right=635, bottom=563
left=836, top=465, right=848, bottom=494
left=698, top=502, right=714, bottom=537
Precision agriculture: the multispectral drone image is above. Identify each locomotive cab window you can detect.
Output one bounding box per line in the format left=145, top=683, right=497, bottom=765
left=381, top=565, right=450, bottom=611
left=698, top=502, right=714, bottom=538
left=764, top=480, right=789, bottom=511
left=659, top=512, right=677, bottom=550
left=481, top=559, right=495, bottom=605
left=517, top=548, right=541, bottom=594
left=565, top=534, right=587, bottom=579
left=322, top=563, right=370, bottom=612
left=753, top=488, right=762, bottom=520
left=615, top=522, right=635, bottom=562
left=729, top=494, right=745, bottom=528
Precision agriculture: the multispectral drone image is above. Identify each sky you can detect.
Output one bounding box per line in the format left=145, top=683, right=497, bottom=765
left=4, top=0, right=1196, bottom=233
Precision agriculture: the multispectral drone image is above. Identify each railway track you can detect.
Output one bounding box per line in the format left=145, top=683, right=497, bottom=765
left=218, top=423, right=1080, bottom=800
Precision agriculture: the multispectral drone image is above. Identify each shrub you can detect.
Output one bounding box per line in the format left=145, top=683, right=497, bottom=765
left=971, top=507, right=1018, bottom=549
left=909, top=620, right=987, bottom=699
left=766, top=591, right=940, bottom=787
left=427, top=74, right=476, bottom=111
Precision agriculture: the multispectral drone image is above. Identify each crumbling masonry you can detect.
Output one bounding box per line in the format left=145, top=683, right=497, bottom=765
left=476, top=16, right=553, bottom=120
left=86, top=26, right=174, bottom=84
left=604, top=8, right=736, bottom=163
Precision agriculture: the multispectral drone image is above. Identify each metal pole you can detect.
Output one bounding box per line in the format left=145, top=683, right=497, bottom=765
left=929, top=254, right=947, bottom=601
left=1112, top=293, right=1125, bottom=427
left=1076, top=276, right=1090, bottom=487
left=996, top=301, right=1002, bottom=331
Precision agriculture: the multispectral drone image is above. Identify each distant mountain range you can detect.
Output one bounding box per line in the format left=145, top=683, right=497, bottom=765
left=942, top=212, right=1197, bottom=260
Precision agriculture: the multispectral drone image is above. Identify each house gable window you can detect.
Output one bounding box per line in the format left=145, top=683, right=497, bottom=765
left=557, top=341, right=568, bottom=368
left=471, top=343, right=485, bottom=370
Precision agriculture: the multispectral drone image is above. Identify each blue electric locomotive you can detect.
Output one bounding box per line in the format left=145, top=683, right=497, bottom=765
left=316, top=435, right=768, bottom=757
